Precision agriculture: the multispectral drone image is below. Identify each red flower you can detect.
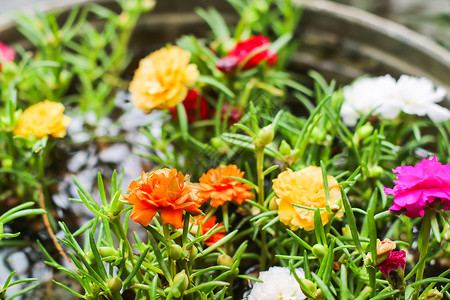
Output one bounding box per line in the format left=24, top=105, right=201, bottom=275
left=378, top=250, right=406, bottom=277
left=220, top=103, right=242, bottom=125
left=216, top=36, right=277, bottom=72
left=0, top=42, right=15, bottom=71
left=190, top=215, right=225, bottom=246
left=170, top=90, right=209, bottom=123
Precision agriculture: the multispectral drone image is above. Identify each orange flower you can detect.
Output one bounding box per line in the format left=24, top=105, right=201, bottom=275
left=124, top=169, right=203, bottom=228
left=190, top=215, right=225, bottom=246
left=273, top=166, right=341, bottom=231
left=199, top=165, right=254, bottom=207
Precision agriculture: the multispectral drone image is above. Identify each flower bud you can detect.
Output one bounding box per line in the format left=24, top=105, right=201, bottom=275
left=279, top=140, right=292, bottom=156
left=368, top=165, right=383, bottom=179
left=312, top=244, right=327, bottom=259
left=107, top=277, right=123, bottom=293
left=269, top=197, right=279, bottom=210
left=173, top=270, right=189, bottom=294
left=311, top=127, right=326, bottom=142
left=217, top=254, right=233, bottom=267
left=98, top=247, right=119, bottom=258
left=314, top=288, right=325, bottom=300
left=89, top=283, right=101, bottom=295
left=299, top=278, right=317, bottom=297
left=254, top=125, right=274, bottom=147
left=329, top=203, right=340, bottom=213
left=86, top=250, right=95, bottom=264
left=188, top=245, right=198, bottom=260
left=422, top=288, right=444, bottom=300
left=110, top=200, right=125, bottom=216
left=170, top=244, right=187, bottom=260
left=364, top=253, right=374, bottom=268
left=342, top=225, right=351, bottom=237
left=211, top=137, right=230, bottom=153
left=356, top=123, right=374, bottom=141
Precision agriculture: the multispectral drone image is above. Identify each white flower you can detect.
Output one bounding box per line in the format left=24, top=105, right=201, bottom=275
left=394, top=75, right=450, bottom=123
left=248, top=266, right=306, bottom=300
left=341, top=75, right=399, bottom=126
left=341, top=74, right=450, bottom=126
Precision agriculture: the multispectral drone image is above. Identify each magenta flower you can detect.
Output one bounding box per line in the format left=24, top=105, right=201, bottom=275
left=378, top=250, right=406, bottom=277
left=0, top=41, right=15, bottom=71
left=384, top=156, right=450, bottom=218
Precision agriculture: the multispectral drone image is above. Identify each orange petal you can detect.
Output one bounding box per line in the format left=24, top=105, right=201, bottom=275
left=130, top=206, right=159, bottom=226
left=160, top=208, right=184, bottom=228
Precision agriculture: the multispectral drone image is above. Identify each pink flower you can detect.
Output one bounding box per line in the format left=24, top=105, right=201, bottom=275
left=384, top=156, right=450, bottom=218
left=0, top=42, right=15, bottom=71
left=378, top=250, right=406, bottom=277
left=216, top=36, right=277, bottom=72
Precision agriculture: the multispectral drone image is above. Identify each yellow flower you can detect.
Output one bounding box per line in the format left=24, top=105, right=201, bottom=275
left=273, top=166, right=341, bottom=231
left=129, top=46, right=199, bottom=113
left=14, top=100, right=71, bottom=138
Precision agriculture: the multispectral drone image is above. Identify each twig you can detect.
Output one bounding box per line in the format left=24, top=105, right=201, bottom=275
left=39, top=189, right=77, bottom=269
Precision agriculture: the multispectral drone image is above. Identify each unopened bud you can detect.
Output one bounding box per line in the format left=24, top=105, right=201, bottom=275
left=86, top=250, right=95, bottom=264
left=342, top=225, right=351, bottom=237
left=312, top=244, right=327, bottom=259
left=330, top=203, right=340, bottom=213
left=217, top=254, right=233, bottom=267
left=299, top=278, right=317, bottom=297
left=269, top=197, right=279, bottom=210
left=98, top=247, right=119, bottom=258
left=188, top=245, right=198, bottom=260
left=368, top=165, right=383, bottom=178
left=356, top=123, right=374, bottom=141
left=107, top=277, right=122, bottom=293
left=254, top=125, right=274, bottom=147
left=170, top=244, right=187, bottom=260
left=315, top=288, right=325, bottom=300
left=421, top=288, right=444, bottom=300
left=279, top=140, right=292, bottom=156
left=211, top=137, right=230, bottom=153
left=89, top=283, right=100, bottom=295
left=173, top=270, right=189, bottom=294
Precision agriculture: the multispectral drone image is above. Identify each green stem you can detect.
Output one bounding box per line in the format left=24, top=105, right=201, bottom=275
left=112, top=218, right=134, bottom=262
left=163, top=224, right=176, bottom=279
left=255, top=145, right=267, bottom=270
left=413, top=210, right=432, bottom=300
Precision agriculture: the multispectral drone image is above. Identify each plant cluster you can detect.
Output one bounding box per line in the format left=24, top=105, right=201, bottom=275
left=1, top=0, right=450, bottom=299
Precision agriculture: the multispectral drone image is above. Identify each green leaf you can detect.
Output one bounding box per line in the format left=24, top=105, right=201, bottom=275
left=176, top=101, right=189, bottom=141
left=198, top=230, right=238, bottom=257
left=311, top=273, right=335, bottom=300
left=184, top=281, right=229, bottom=294
left=340, top=185, right=364, bottom=255
left=123, top=247, right=150, bottom=287
left=197, top=75, right=234, bottom=98
left=286, top=229, right=312, bottom=251
left=314, top=208, right=326, bottom=245
left=430, top=211, right=441, bottom=243
left=262, top=165, right=279, bottom=176
left=1, top=209, right=45, bottom=224
left=226, top=176, right=258, bottom=190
